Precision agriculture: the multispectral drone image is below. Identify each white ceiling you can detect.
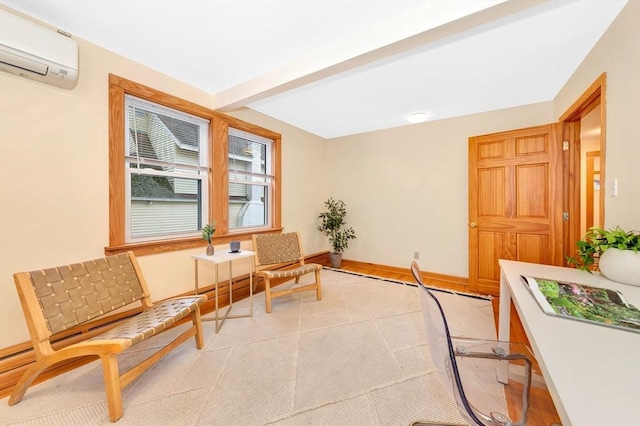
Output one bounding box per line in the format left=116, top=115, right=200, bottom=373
left=1, top=0, right=627, bottom=139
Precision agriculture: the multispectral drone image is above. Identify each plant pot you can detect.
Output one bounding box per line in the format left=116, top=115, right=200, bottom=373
left=330, top=252, right=342, bottom=268
left=206, top=244, right=215, bottom=256
left=598, top=248, right=640, bottom=286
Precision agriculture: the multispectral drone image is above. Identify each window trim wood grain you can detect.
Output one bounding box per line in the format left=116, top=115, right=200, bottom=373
left=107, top=74, right=281, bottom=256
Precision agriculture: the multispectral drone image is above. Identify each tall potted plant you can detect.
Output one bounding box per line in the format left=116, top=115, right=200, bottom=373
left=567, top=226, right=640, bottom=286
left=317, top=198, right=356, bottom=268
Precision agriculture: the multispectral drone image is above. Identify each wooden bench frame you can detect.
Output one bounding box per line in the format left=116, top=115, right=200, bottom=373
left=8, top=251, right=207, bottom=422
left=252, top=232, right=322, bottom=313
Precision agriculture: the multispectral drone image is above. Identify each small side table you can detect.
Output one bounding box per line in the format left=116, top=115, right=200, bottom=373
left=192, top=250, right=255, bottom=333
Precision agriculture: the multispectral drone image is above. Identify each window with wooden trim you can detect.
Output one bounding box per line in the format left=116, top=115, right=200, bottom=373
left=108, top=74, right=282, bottom=255
left=228, top=128, right=273, bottom=231
left=125, top=95, right=209, bottom=242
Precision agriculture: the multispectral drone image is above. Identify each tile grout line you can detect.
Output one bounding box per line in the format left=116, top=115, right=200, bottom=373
left=287, top=287, right=305, bottom=417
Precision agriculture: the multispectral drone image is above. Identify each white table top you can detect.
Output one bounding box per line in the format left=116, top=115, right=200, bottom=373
left=192, top=250, right=255, bottom=264
left=499, top=260, right=640, bottom=426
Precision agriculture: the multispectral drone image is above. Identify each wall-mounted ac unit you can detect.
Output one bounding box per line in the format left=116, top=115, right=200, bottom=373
left=0, top=9, right=78, bottom=89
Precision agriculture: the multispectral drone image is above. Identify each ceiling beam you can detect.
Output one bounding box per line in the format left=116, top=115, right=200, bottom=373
left=213, top=0, right=549, bottom=111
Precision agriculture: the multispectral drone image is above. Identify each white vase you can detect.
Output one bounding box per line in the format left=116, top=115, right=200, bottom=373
left=598, top=248, right=640, bottom=286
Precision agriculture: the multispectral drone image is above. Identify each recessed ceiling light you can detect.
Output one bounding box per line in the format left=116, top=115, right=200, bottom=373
left=407, top=112, right=429, bottom=123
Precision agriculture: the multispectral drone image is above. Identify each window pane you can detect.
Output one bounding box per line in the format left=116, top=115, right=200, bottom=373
left=130, top=174, right=202, bottom=239
left=228, top=184, right=267, bottom=229
left=124, top=95, right=208, bottom=243
left=127, top=109, right=203, bottom=168
left=228, top=128, right=272, bottom=232
left=229, top=134, right=267, bottom=174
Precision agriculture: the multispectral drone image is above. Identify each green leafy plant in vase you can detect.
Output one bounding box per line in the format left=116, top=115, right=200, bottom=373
left=567, top=226, right=640, bottom=286
left=317, top=198, right=356, bottom=268
left=202, top=222, right=216, bottom=256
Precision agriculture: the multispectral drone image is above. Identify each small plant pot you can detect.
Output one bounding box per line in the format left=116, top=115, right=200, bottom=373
left=206, top=244, right=215, bottom=256
left=330, top=252, right=342, bottom=268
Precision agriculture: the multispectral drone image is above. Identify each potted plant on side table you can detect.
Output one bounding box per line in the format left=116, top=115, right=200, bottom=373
left=567, top=226, right=640, bottom=286
left=318, top=198, right=356, bottom=268
left=202, top=222, right=216, bottom=256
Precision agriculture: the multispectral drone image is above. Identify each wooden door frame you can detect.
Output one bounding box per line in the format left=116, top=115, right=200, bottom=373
left=559, top=73, right=606, bottom=264
left=585, top=150, right=601, bottom=230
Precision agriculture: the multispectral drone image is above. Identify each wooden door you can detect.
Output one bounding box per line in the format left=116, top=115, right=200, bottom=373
left=469, top=124, right=563, bottom=295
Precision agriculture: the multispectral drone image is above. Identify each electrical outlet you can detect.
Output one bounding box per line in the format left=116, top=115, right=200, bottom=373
left=414, top=252, right=420, bottom=260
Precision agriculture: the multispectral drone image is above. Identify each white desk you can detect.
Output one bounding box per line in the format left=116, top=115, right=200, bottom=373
left=192, top=250, right=255, bottom=333
left=499, top=260, right=640, bottom=426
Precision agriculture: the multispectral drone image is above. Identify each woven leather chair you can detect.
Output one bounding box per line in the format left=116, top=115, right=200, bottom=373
left=410, top=261, right=535, bottom=426
left=9, top=252, right=206, bottom=422
left=252, top=232, right=322, bottom=313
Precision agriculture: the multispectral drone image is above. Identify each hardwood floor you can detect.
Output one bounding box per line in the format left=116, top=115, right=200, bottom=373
left=339, top=260, right=562, bottom=426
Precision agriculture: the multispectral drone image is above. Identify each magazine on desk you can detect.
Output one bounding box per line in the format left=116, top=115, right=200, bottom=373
left=520, top=275, right=640, bottom=333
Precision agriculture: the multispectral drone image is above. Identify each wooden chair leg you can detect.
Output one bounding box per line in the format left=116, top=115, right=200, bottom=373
left=315, top=269, right=322, bottom=301
left=101, top=354, right=123, bottom=422
left=265, top=278, right=272, bottom=313
left=192, top=308, right=204, bottom=349
left=8, top=359, right=51, bottom=405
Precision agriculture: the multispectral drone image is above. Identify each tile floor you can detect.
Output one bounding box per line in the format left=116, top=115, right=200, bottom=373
left=1, top=269, right=500, bottom=426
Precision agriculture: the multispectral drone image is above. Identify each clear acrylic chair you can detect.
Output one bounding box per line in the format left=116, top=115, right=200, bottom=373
left=410, top=261, right=535, bottom=426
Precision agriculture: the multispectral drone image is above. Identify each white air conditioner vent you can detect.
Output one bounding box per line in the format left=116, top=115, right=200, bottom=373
left=0, top=10, right=78, bottom=89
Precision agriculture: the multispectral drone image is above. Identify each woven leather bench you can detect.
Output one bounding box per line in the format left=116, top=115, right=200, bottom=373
left=8, top=251, right=207, bottom=422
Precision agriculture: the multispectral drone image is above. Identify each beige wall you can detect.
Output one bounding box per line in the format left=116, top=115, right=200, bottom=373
left=225, top=108, right=330, bottom=251
left=1, top=2, right=638, bottom=349
left=0, top=8, right=328, bottom=348
left=553, top=0, right=640, bottom=231
left=325, top=102, right=554, bottom=276
left=322, top=0, right=640, bottom=276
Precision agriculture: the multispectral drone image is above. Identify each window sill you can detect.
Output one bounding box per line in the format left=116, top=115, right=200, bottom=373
left=105, top=227, right=283, bottom=256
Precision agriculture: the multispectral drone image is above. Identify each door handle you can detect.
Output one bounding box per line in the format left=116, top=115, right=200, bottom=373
left=470, top=222, right=477, bottom=228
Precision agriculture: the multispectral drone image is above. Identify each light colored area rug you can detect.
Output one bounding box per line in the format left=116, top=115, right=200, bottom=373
left=0, top=269, right=500, bottom=426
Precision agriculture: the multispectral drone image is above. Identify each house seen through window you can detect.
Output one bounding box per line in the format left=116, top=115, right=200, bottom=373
left=125, top=95, right=209, bottom=242
left=108, top=74, right=281, bottom=255
left=228, top=128, right=272, bottom=230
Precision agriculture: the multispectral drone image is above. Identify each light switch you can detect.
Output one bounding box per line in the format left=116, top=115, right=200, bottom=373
left=609, top=178, right=618, bottom=197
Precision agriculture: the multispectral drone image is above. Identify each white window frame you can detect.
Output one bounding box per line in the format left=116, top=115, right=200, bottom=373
left=228, top=127, right=273, bottom=232
left=124, top=95, right=209, bottom=243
